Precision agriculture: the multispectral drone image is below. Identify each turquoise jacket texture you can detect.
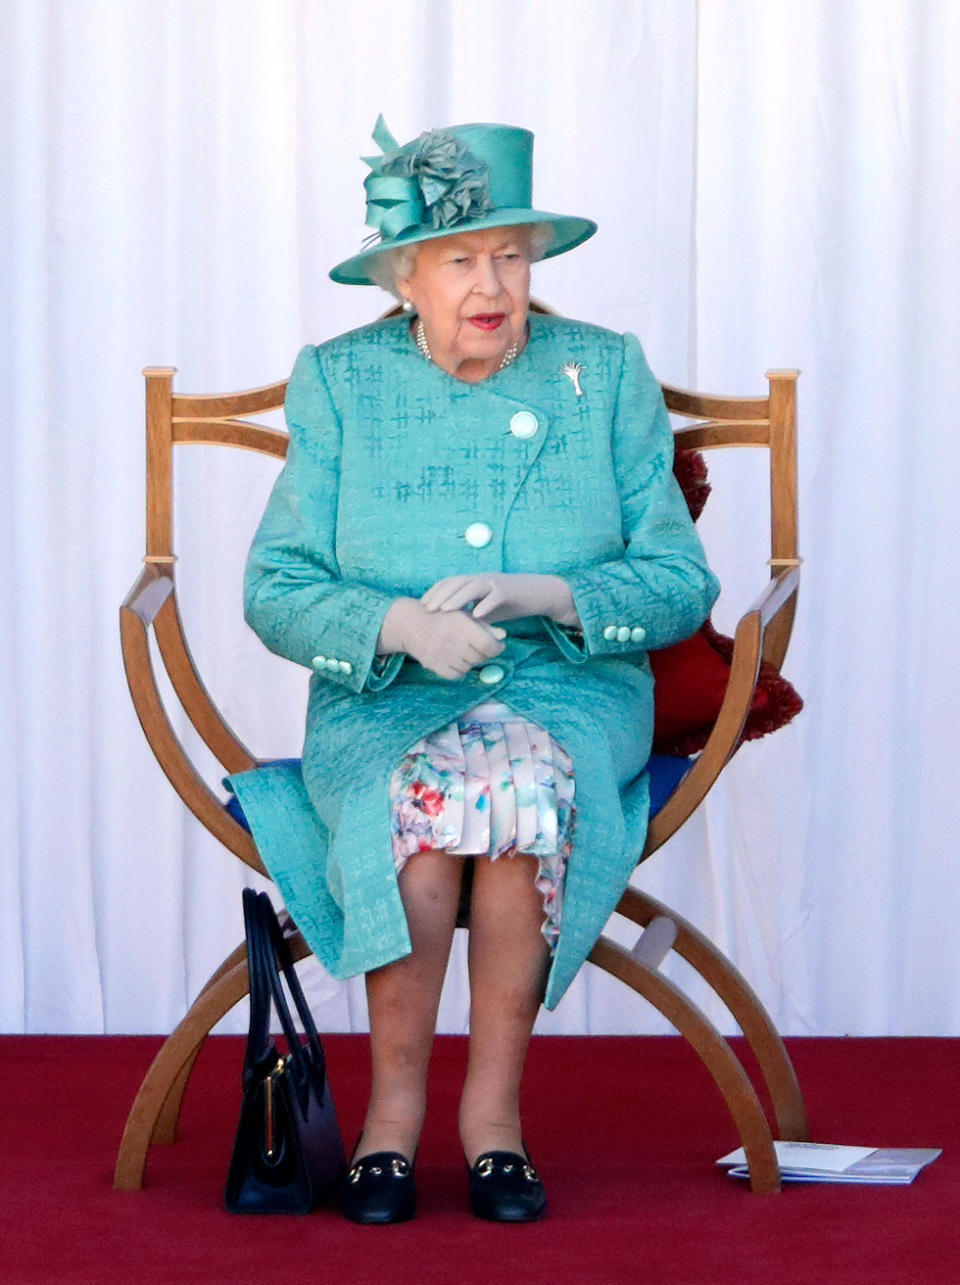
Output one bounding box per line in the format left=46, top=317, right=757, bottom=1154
left=228, top=312, right=719, bottom=1009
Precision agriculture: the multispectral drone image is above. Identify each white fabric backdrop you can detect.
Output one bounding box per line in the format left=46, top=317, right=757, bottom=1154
left=3, top=0, right=958, bottom=1035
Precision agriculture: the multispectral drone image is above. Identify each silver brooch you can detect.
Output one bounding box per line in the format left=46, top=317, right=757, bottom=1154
left=561, top=361, right=585, bottom=396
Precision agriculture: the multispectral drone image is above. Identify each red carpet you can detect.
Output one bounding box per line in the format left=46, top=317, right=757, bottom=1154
left=0, top=1034, right=955, bottom=1284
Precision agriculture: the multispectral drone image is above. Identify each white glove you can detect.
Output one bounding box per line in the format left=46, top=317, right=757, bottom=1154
left=420, top=573, right=580, bottom=627
left=377, top=596, right=506, bottom=680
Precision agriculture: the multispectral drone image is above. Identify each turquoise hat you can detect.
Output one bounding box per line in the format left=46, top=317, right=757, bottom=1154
left=329, top=115, right=597, bottom=286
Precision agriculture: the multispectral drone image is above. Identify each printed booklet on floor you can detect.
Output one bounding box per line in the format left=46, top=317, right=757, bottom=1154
left=716, top=1141, right=942, bottom=1184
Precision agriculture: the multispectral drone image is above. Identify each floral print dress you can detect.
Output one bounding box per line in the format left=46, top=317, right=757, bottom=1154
left=389, top=700, right=575, bottom=949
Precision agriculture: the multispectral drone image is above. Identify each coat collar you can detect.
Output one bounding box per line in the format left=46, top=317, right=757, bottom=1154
left=368, top=311, right=593, bottom=410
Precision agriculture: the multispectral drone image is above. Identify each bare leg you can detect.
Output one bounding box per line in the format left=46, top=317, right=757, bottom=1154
left=354, top=850, right=462, bottom=1161
left=459, top=853, right=550, bottom=1165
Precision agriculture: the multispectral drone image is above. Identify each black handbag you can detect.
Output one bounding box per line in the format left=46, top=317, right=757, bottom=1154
left=224, top=889, right=345, bottom=1213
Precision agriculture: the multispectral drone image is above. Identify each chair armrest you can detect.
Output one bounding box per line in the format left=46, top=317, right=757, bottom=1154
left=756, top=562, right=801, bottom=670
left=120, top=563, right=266, bottom=874
left=123, top=563, right=257, bottom=774
left=752, top=563, right=800, bottom=629
left=643, top=564, right=801, bottom=857
left=121, top=563, right=175, bottom=626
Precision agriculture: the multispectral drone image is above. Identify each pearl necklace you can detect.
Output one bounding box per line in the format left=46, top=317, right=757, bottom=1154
left=415, top=318, right=520, bottom=371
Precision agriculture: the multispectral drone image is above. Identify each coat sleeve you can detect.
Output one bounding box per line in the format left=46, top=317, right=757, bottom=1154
left=543, top=332, right=720, bottom=663
left=243, top=344, right=403, bottom=694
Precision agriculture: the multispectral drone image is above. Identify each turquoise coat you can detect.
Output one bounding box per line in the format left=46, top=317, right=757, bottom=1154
left=228, top=312, right=719, bottom=1009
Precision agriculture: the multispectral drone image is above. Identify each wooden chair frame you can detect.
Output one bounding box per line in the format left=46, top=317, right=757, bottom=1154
left=115, top=322, right=805, bottom=1196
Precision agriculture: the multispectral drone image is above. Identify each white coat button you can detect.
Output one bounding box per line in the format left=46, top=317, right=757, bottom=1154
left=337, top=660, right=353, bottom=674
left=602, top=625, right=618, bottom=641
left=311, top=655, right=327, bottom=669
left=616, top=626, right=631, bottom=642
left=509, top=410, right=539, bottom=439
left=630, top=626, right=646, bottom=644
left=477, top=663, right=505, bottom=685
left=464, top=521, right=493, bottom=548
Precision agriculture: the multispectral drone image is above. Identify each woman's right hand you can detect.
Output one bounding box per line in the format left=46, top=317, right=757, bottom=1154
left=377, top=597, right=506, bottom=680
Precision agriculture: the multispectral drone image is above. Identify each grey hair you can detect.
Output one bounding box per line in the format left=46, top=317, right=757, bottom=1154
left=367, top=244, right=420, bottom=298
left=367, top=222, right=555, bottom=299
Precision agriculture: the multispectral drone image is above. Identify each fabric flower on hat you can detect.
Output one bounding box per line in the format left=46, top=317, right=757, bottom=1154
left=362, top=116, right=494, bottom=243
left=381, top=128, right=494, bottom=230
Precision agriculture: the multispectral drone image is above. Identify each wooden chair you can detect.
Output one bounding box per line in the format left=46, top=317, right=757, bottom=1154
left=115, top=309, right=806, bottom=1196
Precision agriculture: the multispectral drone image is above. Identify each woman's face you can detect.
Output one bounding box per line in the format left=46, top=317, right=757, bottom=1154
left=395, top=227, right=531, bottom=382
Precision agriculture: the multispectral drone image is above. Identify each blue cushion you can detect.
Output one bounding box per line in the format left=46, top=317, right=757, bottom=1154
left=647, top=753, right=693, bottom=815
left=224, top=754, right=692, bottom=833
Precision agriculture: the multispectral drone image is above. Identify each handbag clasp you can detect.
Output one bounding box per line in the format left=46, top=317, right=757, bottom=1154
left=264, top=1055, right=286, bottom=1159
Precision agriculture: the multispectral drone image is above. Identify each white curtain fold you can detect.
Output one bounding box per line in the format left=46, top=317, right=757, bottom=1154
left=2, top=0, right=958, bottom=1034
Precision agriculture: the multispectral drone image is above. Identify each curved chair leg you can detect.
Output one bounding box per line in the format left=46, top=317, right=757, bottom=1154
left=615, top=888, right=809, bottom=1143
left=149, top=940, right=250, bottom=1145
left=588, top=935, right=782, bottom=1194
left=114, top=933, right=310, bottom=1191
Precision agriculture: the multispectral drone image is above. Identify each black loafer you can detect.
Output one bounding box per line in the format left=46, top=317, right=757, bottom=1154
left=467, top=1150, right=546, bottom=1222
left=340, top=1151, right=415, bottom=1224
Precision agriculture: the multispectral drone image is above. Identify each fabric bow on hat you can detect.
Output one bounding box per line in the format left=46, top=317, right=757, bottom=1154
left=362, top=114, right=494, bottom=245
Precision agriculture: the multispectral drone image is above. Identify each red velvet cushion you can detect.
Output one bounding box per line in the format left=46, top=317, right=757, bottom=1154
left=671, top=446, right=712, bottom=521
left=650, top=450, right=803, bottom=755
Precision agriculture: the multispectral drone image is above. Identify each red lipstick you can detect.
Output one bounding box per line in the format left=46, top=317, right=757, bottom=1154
left=468, top=313, right=506, bottom=331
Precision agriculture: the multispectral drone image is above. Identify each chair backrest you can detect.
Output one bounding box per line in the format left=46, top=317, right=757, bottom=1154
left=122, top=310, right=799, bottom=875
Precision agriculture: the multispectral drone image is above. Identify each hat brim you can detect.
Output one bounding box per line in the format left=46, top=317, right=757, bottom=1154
left=329, top=209, right=597, bottom=286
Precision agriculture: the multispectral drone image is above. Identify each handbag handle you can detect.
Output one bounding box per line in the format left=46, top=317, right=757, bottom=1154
left=240, top=887, right=274, bottom=1080
left=253, top=891, right=329, bottom=1090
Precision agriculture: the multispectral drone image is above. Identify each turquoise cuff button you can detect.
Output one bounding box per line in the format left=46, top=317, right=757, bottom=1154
left=630, top=626, right=646, bottom=644
left=509, top=410, right=539, bottom=439
left=324, top=657, right=340, bottom=671
left=602, top=625, right=618, bottom=641
left=311, top=655, right=326, bottom=669
left=338, top=660, right=353, bottom=674
left=464, top=521, right=494, bottom=548
left=477, top=663, right=505, bottom=685
left=616, top=626, right=631, bottom=642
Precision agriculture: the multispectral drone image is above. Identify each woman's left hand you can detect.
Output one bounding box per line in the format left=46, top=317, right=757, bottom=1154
left=420, top=573, right=580, bottom=627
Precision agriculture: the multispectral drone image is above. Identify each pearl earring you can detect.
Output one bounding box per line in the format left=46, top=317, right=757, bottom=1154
left=401, top=299, right=413, bottom=313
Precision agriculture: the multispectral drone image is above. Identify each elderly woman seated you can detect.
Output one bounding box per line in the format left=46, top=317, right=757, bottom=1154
left=229, top=116, right=719, bottom=1223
